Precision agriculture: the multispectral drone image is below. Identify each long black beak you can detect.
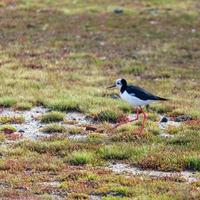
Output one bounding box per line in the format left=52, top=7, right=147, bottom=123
left=107, top=84, right=116, bottom=89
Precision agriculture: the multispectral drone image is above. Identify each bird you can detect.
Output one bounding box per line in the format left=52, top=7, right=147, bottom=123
left=107, top=78, right=168, bottom=133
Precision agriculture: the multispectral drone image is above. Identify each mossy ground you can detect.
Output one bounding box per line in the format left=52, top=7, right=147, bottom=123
left=0, top=0, right=200, bottom=199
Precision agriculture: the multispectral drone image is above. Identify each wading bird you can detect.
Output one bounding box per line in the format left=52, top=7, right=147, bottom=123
left=107, top=78, right=167, bottom=133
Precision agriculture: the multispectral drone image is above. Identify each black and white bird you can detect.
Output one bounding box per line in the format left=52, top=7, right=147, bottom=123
left=107, top=78, right=168, bottom=133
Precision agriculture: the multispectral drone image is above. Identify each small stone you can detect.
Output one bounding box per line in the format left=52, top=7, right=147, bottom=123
left=3, top=128, right=14, bottom=135
left=174, top=115, right=192, bottom=122
left=160, top=117, right=168, bottom=123
left=113, top=8, right=123, bottom=14
left=111, top=94, right=120, bottom=99
left=99, top=57, right=106, bottom=60
left=26, top=23, right=36, bottom=28
left=191, top=29, right=196, bottom=33
left=149, top=20, right=158, bottom=25
left=85, top=126, right=97, bottom=131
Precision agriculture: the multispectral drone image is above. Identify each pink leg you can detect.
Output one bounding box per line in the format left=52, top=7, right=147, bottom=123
left=114, top=107, right=140, bottom=128
left=140, top=106, right=148, bottom=133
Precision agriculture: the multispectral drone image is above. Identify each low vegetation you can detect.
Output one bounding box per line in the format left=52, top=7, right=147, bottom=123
left=0, top=125, right=17, bottom=134
left=40, top=111, right=65, bottom=123
left=0, top=0, right=199, bottom=198
left=0, top=116, right=25, bottom=124
left=67, top=151, right=94, bottom=165
left=41, top=123, right=66, bottom=133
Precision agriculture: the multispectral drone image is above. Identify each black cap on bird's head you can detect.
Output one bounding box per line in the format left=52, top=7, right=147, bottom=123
left=107, top=78, right=127, bottom=89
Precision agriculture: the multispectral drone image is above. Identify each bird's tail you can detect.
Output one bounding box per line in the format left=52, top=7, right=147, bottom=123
left=156, top=96, right=168, bottom=101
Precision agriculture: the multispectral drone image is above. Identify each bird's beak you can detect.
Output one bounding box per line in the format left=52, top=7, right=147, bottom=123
left=107, top=84, right=116, bottom=89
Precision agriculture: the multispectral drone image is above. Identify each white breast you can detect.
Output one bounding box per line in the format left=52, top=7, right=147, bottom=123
left=120, top=91, right=153, bottom=107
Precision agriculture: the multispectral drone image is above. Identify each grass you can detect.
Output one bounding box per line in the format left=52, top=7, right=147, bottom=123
left=40, top=111, right=65, bottom=123
left=99, top=145, right=132, bottom=160
left=41, top=124, right=66, bottom=134
left=0, top=116, right=25, bottom=124
left=67, top=151, right=94, bottom=165
left=0, top=97, right=17, bottom=107
left=45, top=99, right=82, bottom=112
left=0, top=125, right=17, bottom=134
left=184, top=156, right=200, bottom=171
left=15, top=102, right=33, bottom=110
left=68, top=127, right=83, bottom=135
left=0, top=0, right=200, bottom=198
left=93, top=109, right=125, bottom=123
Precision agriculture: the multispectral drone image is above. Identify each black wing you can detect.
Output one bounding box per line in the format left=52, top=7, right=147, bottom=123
left=125, top=85, right=167, bottom=101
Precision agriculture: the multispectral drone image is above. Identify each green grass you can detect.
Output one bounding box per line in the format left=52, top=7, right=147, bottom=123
left=99, top=144, right=133, bottom=160
left=45, top=99, right=82, bottom=112
left=0, top=97, right=17, bottom=107
left=68, top=127, right=83, bottom=135
left=15, top=102, right=33, bottom=110
left=41, top=123, right=66, bottom=133
left=184, top=156, right=200, bottom=171
left=93, top=109, right=124, bottom=123
left=40, top=111, right=65, bottom=123
left=0, top=116, right=25, bottom=124
left=67, top=151, right=94, bottom=165
left=0, top=0, right=200, bottom=198
left=0, top=125, right=17, bottom=134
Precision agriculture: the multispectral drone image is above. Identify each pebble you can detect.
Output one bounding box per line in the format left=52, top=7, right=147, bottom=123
left=160, top=116, right=169, bottom=123
left=113, top=8, right=123, bottom=14
left=174, top=115, right=192, bottom=122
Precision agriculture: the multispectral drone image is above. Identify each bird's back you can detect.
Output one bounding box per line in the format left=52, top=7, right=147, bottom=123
left=121, top=84, right=167, bottom=101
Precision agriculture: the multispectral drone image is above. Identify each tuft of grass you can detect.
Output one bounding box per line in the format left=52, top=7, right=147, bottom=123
left=68, top=127, right=83, bottom=135
left=67, top=151, right=94, bottom=165
left=0, top=125, right=17, bottom=134
left=40, top=111, right=65, bottom=123
left=111, top=186, right=134, bottom=197
left=137, top=149, right=184, bottom=171
left=15, top=102, right=33, bottom=110
left=0, top=116, right=25, bottom=124
left=146, top=122, right=160, bottom=135
left=94, top=109, right=124, bottom=123
left=45, top=99, right=81, bottom=112
left=110, top=124, right=148, bottom=142
left=167, top=125, right=182, bottom=135
left=184, top=156, right=200, bottom=171
left=87, top=133, right=105, bottom=144
left=99, top=145, right=132, bottom=160
left=41, top=124, right=66, bottom=134
left=0, top=97, right=17, bottom=107
left=21, top=138, right=69, bottom=155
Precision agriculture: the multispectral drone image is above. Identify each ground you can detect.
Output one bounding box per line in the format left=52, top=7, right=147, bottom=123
left=0, top=0, right=200, bottom=199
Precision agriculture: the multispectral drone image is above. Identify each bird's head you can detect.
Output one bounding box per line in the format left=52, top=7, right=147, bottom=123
left=107, top=78, right=127, bottom=89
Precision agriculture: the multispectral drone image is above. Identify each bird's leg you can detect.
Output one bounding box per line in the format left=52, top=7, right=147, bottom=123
left=113, top=107, right=140, bottom=129
left=139, top=106, right=148, bottom=133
